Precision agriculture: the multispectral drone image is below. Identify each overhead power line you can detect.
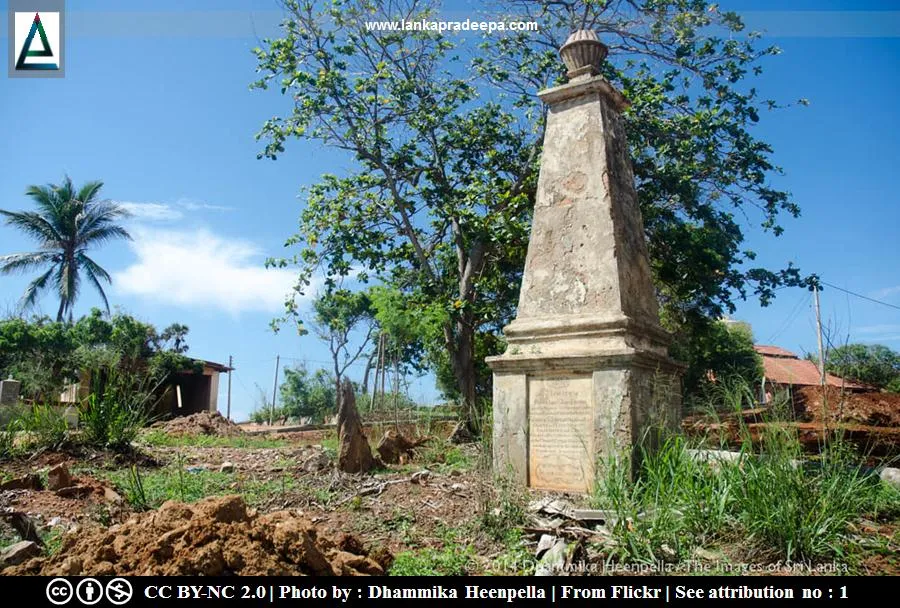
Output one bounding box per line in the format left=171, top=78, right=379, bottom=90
left=820, top=281, right=900, bottom=312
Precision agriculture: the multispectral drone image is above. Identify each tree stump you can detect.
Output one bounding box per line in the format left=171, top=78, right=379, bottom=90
left=336, top=379, right=376, bottom=473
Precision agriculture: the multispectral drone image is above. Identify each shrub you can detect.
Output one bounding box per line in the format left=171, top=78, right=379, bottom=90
left=79, top=366, right=156, bottom=450
left=80, top=393, right=147, bottom=451
left=0, top=419, right=16, bottom=459
left=20, top=404, right=69, bottom=450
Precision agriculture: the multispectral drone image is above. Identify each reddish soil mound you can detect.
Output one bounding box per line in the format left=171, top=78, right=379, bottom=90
left=794, top=386, right=900, bottom=427
left=154, top=411, right=243, bottom=436
left=4, top=495, right=388, bottom=576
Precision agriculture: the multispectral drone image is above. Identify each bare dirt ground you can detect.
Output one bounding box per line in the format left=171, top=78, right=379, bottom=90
left=794, top=386, right=900, bottom=428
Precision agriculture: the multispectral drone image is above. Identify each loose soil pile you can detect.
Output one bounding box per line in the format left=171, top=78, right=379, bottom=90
left=154, top=412, right=243, bottom=437
left=794, top=386, right=900, bottom=427
left=5, top=495, right=389, bottom=576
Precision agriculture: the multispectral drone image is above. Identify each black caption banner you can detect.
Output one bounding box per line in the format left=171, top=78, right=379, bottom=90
left=13, top=576, right=891, bottom=607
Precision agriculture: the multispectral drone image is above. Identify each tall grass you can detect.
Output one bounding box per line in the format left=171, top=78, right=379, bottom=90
left=79, top=366, right=157, bottom=450
left=593, top=377, right=900, bottom=564
left=20, top=404, right=69, bottom=450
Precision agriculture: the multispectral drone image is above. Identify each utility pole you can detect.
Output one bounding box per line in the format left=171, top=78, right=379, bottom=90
left=226, top=355, right=233, bottom=421
left=270, top=354, right=280, bottom=426
left=814, top=284, right=826, bottom=385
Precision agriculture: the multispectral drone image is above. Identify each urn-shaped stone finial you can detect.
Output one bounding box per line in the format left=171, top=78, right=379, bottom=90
left=559, top=30, right=608, bottom=80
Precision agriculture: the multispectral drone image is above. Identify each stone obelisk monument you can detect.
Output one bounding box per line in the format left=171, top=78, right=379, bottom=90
left=487, top=30, right=683, bottom=493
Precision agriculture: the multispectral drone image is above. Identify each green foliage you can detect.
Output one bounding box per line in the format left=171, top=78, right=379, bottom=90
left=820, top=343, right=900, bottom=389
left=19, top=405, right=69, bottom=451
left=111, top=464, right=305, bottom=511
left=109, top=465, right=235, bottom=510
left=308, top=288, right=377, bottom=389
left=0, top=309, right=197, bottom=402
left=0, top=316, right=77, bottom=401
left=124, top=465, right=149, bottom=511
left=254, top=0, right=536, bottom=428
left=79, top=367, right=155, bottom=451
left=417, top=438, right=472, bottom=473
left=478, top=470, right=527, bottom=541
left=0, top=419, right=16, bottom=459
left=0, top=176, right=131, bottom=321
left=732, top=427, right=880, bottom=561
left=389, top=545, right=474, bottom=576
left=279, top=364, right=337, bottom=422
left=673, top=319, right=763, bottom=400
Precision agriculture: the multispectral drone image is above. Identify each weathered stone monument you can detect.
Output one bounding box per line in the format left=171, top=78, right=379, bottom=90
left=487, top=30, right=683, bottom=493
left=0, top=378, right=21, bottom=407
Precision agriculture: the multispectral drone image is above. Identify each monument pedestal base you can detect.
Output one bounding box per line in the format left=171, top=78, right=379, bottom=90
left=488, top=349, right=682, bottom=493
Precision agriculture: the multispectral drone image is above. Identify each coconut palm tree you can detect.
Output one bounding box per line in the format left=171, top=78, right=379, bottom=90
left=0, top=176, right=131, bottom=322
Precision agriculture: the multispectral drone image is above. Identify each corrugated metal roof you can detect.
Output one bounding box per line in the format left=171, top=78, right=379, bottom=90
left=755, top=346, right=868, bottom=389
left=753, top=344, right=797, bottom=358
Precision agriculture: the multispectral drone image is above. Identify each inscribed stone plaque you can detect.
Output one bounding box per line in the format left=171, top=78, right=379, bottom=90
left=528, top=375, right=594, bottom=492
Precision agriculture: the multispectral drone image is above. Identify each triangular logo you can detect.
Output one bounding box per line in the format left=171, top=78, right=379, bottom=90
left=16, top=13, right=59, bottom=70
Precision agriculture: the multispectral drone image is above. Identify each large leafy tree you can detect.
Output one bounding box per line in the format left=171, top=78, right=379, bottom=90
left=822, top=343, right=900, bottom=390
left=254, top=0, right=812, bottom=429
left=279, top=364, right=338, bottom=421
left=0, top=308, right=197, bottom=401
left=0, top=176, right=131, bottom=322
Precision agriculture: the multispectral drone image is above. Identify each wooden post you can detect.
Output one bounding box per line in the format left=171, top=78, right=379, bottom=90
left=814, top=285, right=826, bottom=385
left=226, top=355, right=233, bottom=420
left=270, top=355, right=280, bottom=426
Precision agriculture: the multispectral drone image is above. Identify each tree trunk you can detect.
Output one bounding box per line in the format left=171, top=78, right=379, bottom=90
left=56, top=298, right=66, bottom=323
left=361, top=345, right=378, bottom=397
left=445, top=313, right=479, bottom=436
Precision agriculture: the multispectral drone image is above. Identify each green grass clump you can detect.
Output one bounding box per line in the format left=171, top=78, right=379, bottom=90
left=110, top=463, right=306, bottom=510
left=389, top=544, right=474, bottom=576
left=417, top=438, right=472, bottom=473
left=18, top=405, right=69, bottom=451
left=80, top=393, right=147, bottom=451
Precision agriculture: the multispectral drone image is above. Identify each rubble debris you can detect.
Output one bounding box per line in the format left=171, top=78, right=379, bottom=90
left=336, top=379, right=376, bottom=474
left=4, top=495, right=388, bottom=576
left=410, top=469, right=431, bottom=485
left=794, top=385, right=900, bottom=427
left=301, top=451, right=331, bottom=473
left=376, top=430, right=425, bottom=465
left=881, top=467, right=900, bottom=490
left=219, top=462, right=235, bottom=474
left=0, top=474, right=43, bottom=492
left=0, top=541, right=40, bottom=568
left=535, top=534, right=555, bottom=558
left=534, top=538, right=570, bottom=576
left=448, top=421, right=475, bottom=444
left=1, top=512, right=43, bottom=545
left=55, top=486, right=92, bottom=499
left=154, top=411, right=243, bottom=437
left=103, top=487, right=124, bottom=504
left=47, top=464, right=73, bottom=491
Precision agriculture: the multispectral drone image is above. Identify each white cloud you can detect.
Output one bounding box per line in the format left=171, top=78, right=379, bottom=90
left=113, top=228, right=302, bottom=315
left=118, top=201, right=183, bottom=221
left=115, top=199, right=234, bottom=222
left=177, top=198, right=233, bottom=213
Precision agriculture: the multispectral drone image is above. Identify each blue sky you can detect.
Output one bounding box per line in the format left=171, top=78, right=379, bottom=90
left=1, top=1, right=898, bottom=420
